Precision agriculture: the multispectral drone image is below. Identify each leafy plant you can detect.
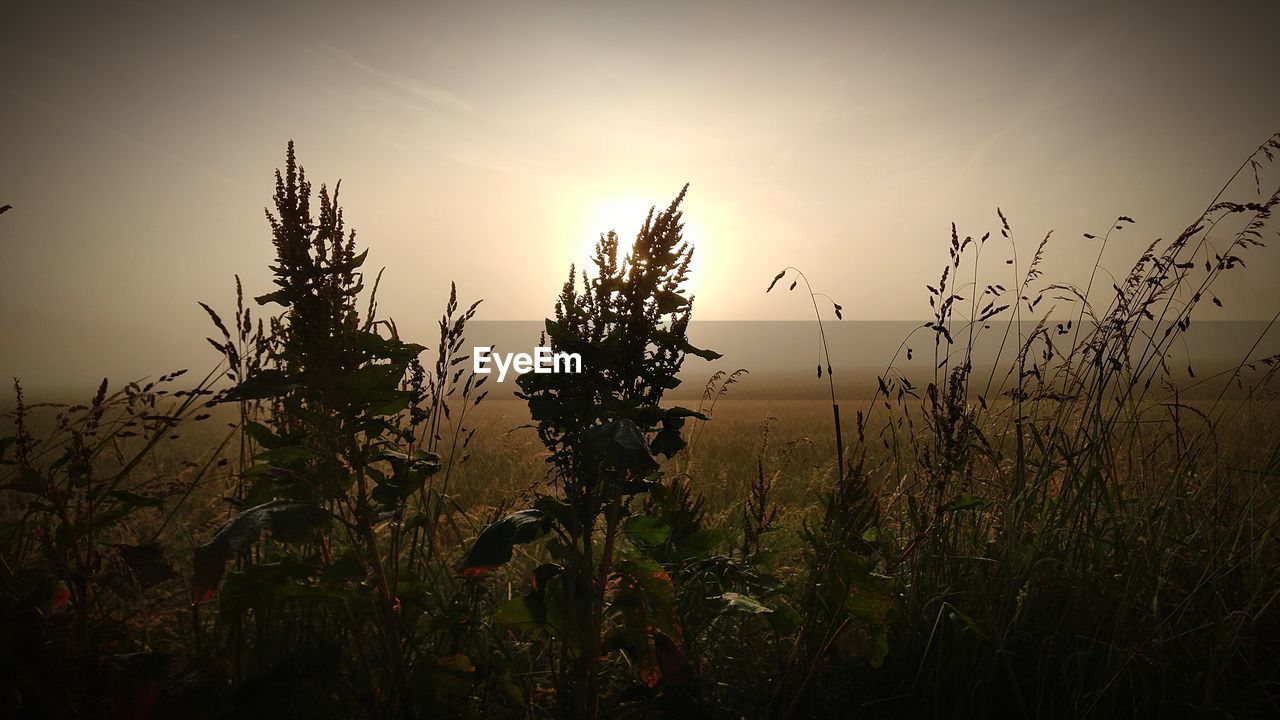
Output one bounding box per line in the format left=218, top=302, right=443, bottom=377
left=195, top=142, right=491, bottom=716
left=1, top=370, right=221, bottom=716
left=462, top=185, right=720, bottom=717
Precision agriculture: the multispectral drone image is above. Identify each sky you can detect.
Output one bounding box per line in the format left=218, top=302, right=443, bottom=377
left=2, top=0, right=1278, bottom=390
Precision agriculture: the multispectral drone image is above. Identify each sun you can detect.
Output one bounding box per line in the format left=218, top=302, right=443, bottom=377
left=582, top=196, right=661, bottom=259
left=576, top=195, right=704, bottom=289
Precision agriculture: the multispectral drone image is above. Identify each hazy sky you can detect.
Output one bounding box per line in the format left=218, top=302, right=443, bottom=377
left=2, top=0, right=1278, bottom=389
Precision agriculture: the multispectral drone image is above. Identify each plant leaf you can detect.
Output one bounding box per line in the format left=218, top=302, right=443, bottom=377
left=193, top=501, right=329, bottom=602
left=459, top=509, right=551, bottom=572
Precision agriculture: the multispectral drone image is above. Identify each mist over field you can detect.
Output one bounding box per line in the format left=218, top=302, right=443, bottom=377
left=451, top=319, right=1280, bottom=400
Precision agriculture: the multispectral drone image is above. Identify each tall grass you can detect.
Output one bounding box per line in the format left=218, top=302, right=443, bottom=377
left=825, top=131, right=1280, bottom=718
left=2, top=135, right=1279, bottom=718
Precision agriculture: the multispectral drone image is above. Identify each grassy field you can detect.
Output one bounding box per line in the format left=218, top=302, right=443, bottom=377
left=4, top=138, right=1280, bottom=718
left=5, top=379, right=1276, bottom=717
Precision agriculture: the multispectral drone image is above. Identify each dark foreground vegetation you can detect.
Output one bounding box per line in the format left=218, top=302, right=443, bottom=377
left=4, top=136, right=1280, bottom=718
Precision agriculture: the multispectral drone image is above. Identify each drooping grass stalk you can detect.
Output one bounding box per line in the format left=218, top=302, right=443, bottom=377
left=767, top=267, right=844, bottom=477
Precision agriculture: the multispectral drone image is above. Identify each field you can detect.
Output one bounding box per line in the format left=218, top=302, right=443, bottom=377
left=3, top=138, right=1280, bottom=719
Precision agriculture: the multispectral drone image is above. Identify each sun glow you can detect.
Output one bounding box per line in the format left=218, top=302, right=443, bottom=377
left=576, top=194, right=705, bottom=295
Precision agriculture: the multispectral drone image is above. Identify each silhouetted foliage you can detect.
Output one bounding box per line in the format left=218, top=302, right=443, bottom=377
left=3, top=134, right=1280, bottom=719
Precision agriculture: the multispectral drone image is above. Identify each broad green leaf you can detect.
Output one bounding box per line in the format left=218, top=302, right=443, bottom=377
left=845, top=586, right=893, bottom=625
left=586, top=419, right=659, bottom=476
left=532, top=495, right=575, bottom=529
left=942, top=493, right=989, bottom=513
left=255, top=445, right=319, bottom=466
left=765, top=603, right=802, bottom=634
left=494, top=595, right=542, bottom=631
left=243, top=421, right=285, bottom=449
left=341, top=364, right=404, bottom=402
left=321, top=552, right=366, bottom=587
left=623, top=515, right=672, bottom=546
left=254, top=288, right=294, bottom=307
left=459, top=509, right=551, bottom=571
left=193, top=501, right=329, bottom=602
left=869, top=624, right=890, bottom=669
left=719, top=591, right=772, bottom=614
left=106, top=489, right=164, bottom=508
left=223, top=369, right=299, bottom=401
left=673, top=528, right=725, bottom=560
